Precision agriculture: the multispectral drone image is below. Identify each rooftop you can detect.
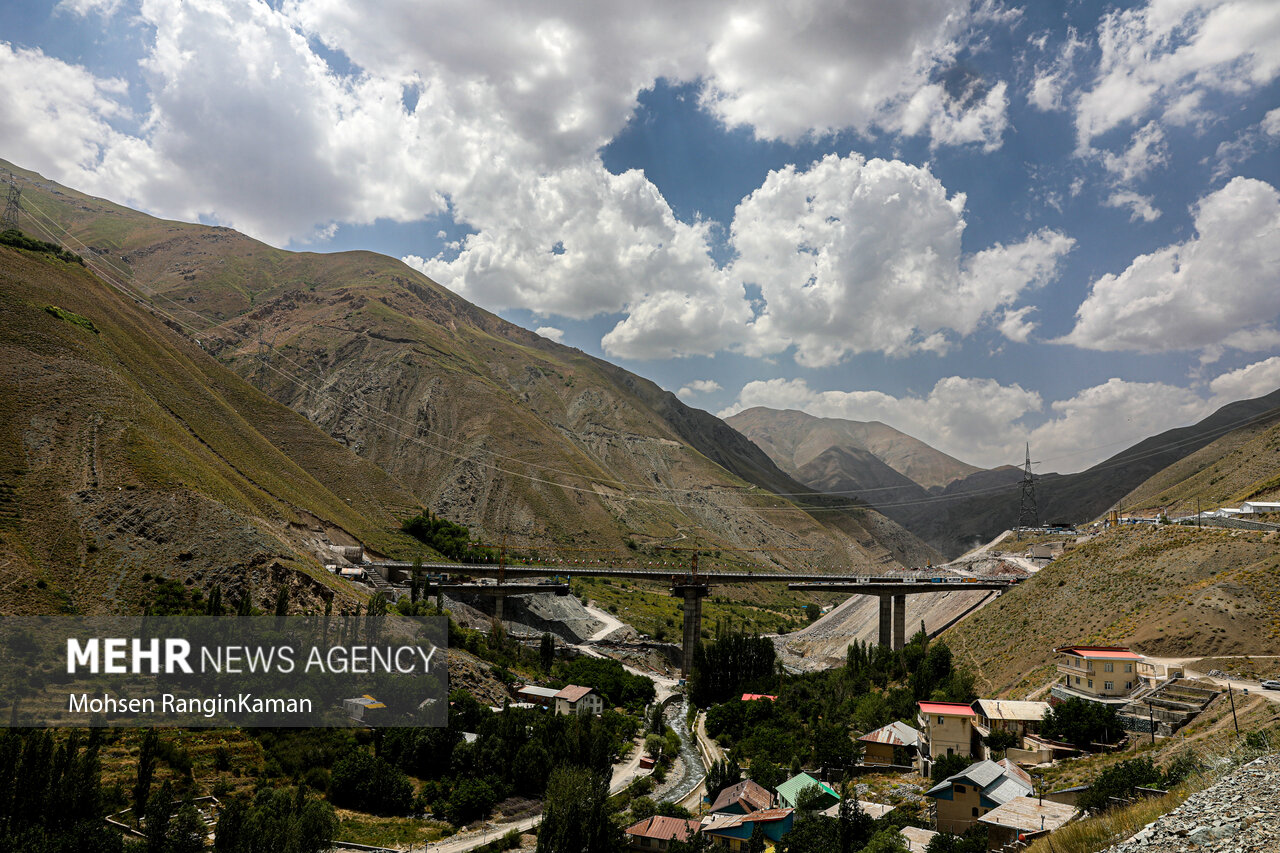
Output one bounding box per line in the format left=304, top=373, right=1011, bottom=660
left=979, top=797, right=1078, bottom=833
left=703, top=808, right=795, bottom=832
left=517, top=685, right=560, bottom=700
left=900, top=826, right=939, bottom=852
left=919, top=701, right=977, bottom=717
left=974, top=699, right=1051, bottom=722
left=926, top=759, right=1033, bottom=806
left=555, top=685, right=596, bottom=703
left=1055, top=646, right=1143, bottom=660
left=625, top=816, right=701, bottom=841
left=742, top=693, right=778, bottom=701
left=859, top=720, right=922, bottom=748
left=776, top=772, right=839, bottom=804
left=710, top=779, right=774, bottom=814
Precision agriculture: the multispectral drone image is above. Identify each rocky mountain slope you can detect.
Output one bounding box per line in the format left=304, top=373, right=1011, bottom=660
left=0, top=238, right=430, bottom=617
left=5, top=159, right=936, bottom=573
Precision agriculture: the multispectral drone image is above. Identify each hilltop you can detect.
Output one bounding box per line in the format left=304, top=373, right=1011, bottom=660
left=2, top=159, right=938, bottom=579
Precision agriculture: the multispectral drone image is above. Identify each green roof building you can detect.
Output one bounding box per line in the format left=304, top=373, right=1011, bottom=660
left=775, top=772, right=840, bottom=811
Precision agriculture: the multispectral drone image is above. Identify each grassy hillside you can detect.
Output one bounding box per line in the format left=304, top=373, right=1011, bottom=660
left=945, top=524, right=1280, bottom=697
left=0, top=240, right=431, bottom=616
left=5, top=158, right=937, bottom=576
left=1119, top=407, right=1280, bottom=515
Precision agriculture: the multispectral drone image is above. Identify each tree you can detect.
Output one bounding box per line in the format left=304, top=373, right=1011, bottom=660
left=329, top=749, right=413, bottom=816
left=837, top=789, right=874, bottom=853
left=861, top=827, right=909, bottom=853
left=540, top=632, right=556, bottom=672
left=705, top=758, right=741, bottom=804
left=445, top=777, right=498, bottom=826
left=747, top=822, right=768, bottom=853
left=144, top=780, right=173, bottom=853
left=1040, top=697, right=1119, bottom=749
left=168, top=799, right=206, bottom=853
left=535, top=767, right=619, bottom=853
left=748, top=759, right=785, bottom=792
left=930, top=753, right=971, bottom=784
left=134, top=728, right=159, bottom=818
left=1078, top=757, right=1163, bottom=812
left=983, top=728, right=1019, bottom=757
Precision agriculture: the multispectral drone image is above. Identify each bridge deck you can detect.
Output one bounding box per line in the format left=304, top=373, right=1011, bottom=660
left=365, top=560, right=1018, bottom=588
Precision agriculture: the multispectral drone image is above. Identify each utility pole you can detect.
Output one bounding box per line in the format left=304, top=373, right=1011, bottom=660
left=1147, top=700, right=1155, bottom=745
left=1228, top=685, right=1239, bottom=735
left=1, top=172, right=21, bottom=231
left=1017, top=443, right=1039, bottom=531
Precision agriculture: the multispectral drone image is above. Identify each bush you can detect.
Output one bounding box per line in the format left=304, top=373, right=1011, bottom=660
left=329, top=749, right=413, bottom=815
left=1040, top=697, right=1120, bottom=749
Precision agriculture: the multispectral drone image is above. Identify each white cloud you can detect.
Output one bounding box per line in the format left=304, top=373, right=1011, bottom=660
left=997, top=306, right=1038, bottom=343
left=698, top=0, right=1010, bottom=149
left=1103, top=190, right=1162, bottom=222
left=1100, top=121, right=1167, bottom=183
left=1208, top=356, right=1280, bottom=406
left=731, top=154, right=1073, bottom=365
left=1063, top=177, right=1280, bottom=354
left=1074, top=0, right=1280, bottom=150
left=0, top=44, right=134, bottom=189
left=534, top=326, right=565, bottom=343
left=677, top=379, right=723, bottom=399
left=719, top=374, right=1230, bottom=472
left=1211, top=107, right=1280, bottom=179
left=1028, top=26, right=1086, bottom=112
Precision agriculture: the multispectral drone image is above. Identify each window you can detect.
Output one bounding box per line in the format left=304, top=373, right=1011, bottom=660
left=955, top=785, right=966, bottom=793
left=1126, top=681, right=1133, bottom=690
left=1126, top=663, right=1133, bottom=672
left=938, top=716, right=945, bottom=724
left=1087, top=660, right=1094, bottom=671
left=1087, top=679, right=1093, bottom=688
left=1104, top=662, right=1114, bottom=672
left=1075, top=676, right=1081, bottom=685
left=972, top=807, right=979, bottom=816
left=1104, top=681, right=1114, bottom=690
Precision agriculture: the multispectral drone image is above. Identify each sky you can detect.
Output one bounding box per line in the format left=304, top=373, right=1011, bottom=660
left=2, top=0, right=1279, bottom=474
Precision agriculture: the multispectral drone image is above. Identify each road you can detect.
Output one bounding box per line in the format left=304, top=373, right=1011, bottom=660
left=1142, top=656, right=1280, bottom=704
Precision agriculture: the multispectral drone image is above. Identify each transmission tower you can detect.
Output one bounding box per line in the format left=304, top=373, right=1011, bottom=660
left=1017, top=442, right=1039, bottom=531
left=2, top=173, right=21, bottom=232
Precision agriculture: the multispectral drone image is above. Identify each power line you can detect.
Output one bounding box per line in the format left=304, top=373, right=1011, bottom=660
left=14, top=183, right=1280, bottom=518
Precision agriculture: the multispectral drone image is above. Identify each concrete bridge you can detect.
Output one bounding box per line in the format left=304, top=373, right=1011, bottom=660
left=364, top=560, right=1018, bottom=676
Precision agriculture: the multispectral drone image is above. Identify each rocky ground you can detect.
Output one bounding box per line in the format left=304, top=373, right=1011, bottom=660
left=1104, top=754, right=1280, bottom=853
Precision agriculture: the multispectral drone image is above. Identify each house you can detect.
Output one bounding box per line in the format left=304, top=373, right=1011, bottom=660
left=701, top=808, right=794, bottom=851
left=819, top=800, right=894, bottom=820
left=971, top=699, right=1050, bottom=757
left=979, top=797, right=1078, bottom=849
left=1053, top=646, right=1143, bottom=705
left=858, top=721, right=921, bottom=767
left=900, top=826, right=938, bottom=852
left=709, top=779, right=774, bottom=815
left=624, top=815, right=702, bottom=851
left=1240, top=501, right=1280, bottom=517
left=517, top=685, right=561, bottom=708
left=1026, top=542, right=1064, bottom=560
left=776, top=773, right=840, bottom=811
left=1136, top=659, right=1183, bottom=688
left=917, top=701, right=978, bottom=773
left=343, top=694, right=385, bottom=722
left=554, top=685, right=604, bottom=716
left=925, top=759, right=1034, bottom=834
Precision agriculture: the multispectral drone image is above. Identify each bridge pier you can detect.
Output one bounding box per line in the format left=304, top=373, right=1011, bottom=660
left=878, top=595, right=892, bottom=648
left=893, top=594, right=906, bottom=650
left=672, top=583, right=711, bottom=679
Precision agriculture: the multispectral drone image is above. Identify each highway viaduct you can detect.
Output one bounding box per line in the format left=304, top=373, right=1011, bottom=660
left=364, top=560, right=1017, bottom=677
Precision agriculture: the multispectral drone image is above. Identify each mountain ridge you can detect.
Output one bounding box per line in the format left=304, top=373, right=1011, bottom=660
left=5, top=158, right=938, bottom=572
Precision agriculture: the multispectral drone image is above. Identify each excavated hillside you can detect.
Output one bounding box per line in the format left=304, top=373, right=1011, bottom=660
left=0, top=242, right=438, bottom=617
left=6, top=159, right=937, bottom=574
left=944, top=524, right=1280, bottom=697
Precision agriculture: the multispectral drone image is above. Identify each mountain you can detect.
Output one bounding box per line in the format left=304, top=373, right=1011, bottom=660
left=725, top=407, right=980, bottom=489
left=4, top=159, right=937, bottom=572
left=730, top=394, right=1280, bottom=558
left=0, top=233, right=430, bottom=617
left=1117, top=404, right=1280, bottom=516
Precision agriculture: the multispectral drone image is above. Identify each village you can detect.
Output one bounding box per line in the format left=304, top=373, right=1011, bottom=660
left=490, top=639, right=1272, bottom=853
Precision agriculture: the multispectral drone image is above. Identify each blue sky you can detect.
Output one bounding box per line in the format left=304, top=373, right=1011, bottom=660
left=2, top=0, right=1279, bottom=473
